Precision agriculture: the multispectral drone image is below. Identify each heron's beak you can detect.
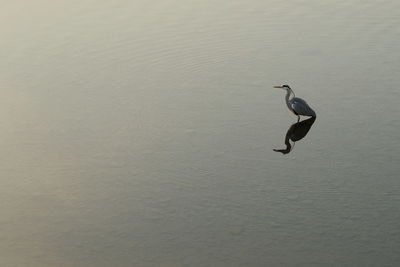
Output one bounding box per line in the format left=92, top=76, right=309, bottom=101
left=273, top=85, right=283, bottom=88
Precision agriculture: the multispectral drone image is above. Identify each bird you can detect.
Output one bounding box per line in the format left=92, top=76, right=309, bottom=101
left=273, top=84, right=316, bottom=122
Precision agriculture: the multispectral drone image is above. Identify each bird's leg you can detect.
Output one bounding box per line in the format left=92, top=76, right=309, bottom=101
left=297, top=115, right=300, bottom=122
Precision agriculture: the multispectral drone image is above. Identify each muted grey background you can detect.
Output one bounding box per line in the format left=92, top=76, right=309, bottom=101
left=1, top=0, right=399, bottom=266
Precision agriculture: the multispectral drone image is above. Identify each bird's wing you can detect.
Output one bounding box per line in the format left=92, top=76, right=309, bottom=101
left=290, top=98, right=316, bottom=116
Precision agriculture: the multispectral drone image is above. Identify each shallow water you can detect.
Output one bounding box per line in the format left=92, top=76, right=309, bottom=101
left=1, top=1, right=399, bottom=266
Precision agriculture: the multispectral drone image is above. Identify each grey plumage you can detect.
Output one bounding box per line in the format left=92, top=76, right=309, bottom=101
left=289, top=97, right=316, bottom=117
left=274, top=84, right=316, bottom=122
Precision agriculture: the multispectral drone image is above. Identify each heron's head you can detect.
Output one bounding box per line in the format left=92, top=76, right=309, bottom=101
left=273, top=84, right=291, bottom=90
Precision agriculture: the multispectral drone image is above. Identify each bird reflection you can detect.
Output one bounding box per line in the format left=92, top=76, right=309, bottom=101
left=273, top=117, right=316, bottom=154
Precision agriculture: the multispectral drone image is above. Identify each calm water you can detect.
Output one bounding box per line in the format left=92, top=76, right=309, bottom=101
left=1, top=1, right=399, bottom=266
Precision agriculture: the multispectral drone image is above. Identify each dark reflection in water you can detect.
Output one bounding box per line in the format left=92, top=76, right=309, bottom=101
left=274, top=117, right=316, bottom=154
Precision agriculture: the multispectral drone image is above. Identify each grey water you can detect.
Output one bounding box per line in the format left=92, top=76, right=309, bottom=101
left=1, top=1, right=399, bottom=266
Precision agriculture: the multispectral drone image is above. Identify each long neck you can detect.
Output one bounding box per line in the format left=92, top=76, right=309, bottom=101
left=273, top=141, right=292, bottom=154
left=285, top=88, right=294, bottom=109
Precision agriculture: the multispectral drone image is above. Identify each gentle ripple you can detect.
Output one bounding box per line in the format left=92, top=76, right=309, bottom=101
left=0, top=0, right=399, bottom=266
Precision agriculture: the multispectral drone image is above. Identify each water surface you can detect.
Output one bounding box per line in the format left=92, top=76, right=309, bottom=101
left=1, top=1, right=399, bottom=266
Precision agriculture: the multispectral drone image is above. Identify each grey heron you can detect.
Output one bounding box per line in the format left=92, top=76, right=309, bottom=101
left=274, top=84, right=316, bottom=122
